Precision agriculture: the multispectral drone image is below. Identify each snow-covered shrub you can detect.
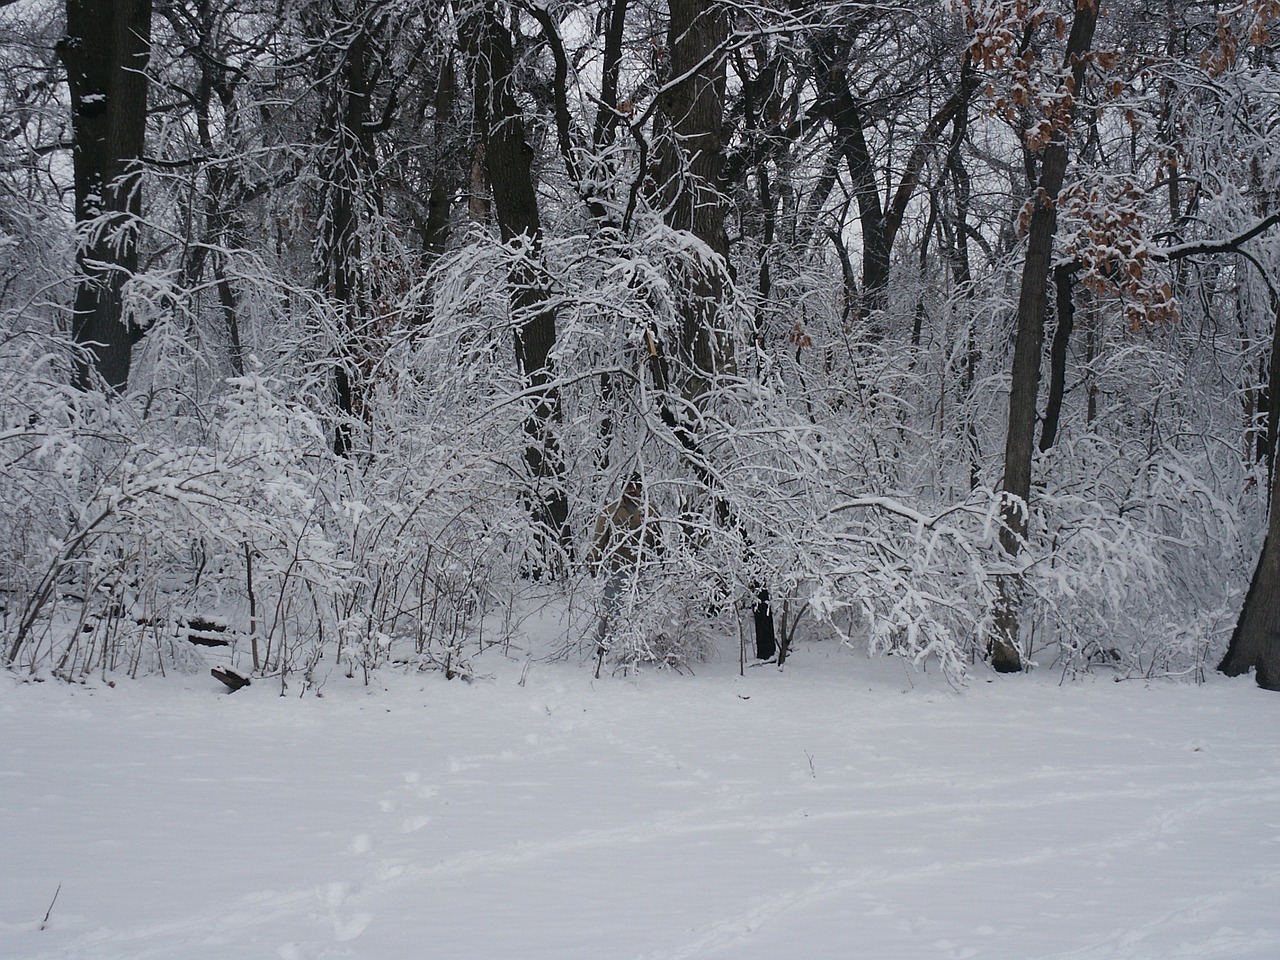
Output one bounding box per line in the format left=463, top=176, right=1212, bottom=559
left=0, top=361, right=327, bottom=677
left=0, top=346, right=513, bottom=684
left=0, top=160, right=1262, bottom=691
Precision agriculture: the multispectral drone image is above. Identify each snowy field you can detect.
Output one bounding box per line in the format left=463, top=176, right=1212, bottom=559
left=3, top=644, right=1279, bottom=960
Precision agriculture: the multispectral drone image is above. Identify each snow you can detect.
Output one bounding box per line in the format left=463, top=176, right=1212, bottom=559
left=2, top=646, right=1279, bottom=960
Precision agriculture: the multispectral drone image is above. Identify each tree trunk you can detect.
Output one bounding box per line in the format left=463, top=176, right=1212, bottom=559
left=162, top=0, right=256, bottom=375
left=461, top=1, right=570, bottom=560
left=422, top=52, right=457, bottom=259
left=652, top=0, right=775, bottom=658
left=1220, top=512, right=1280, bottom=690
left=941, top=107, right=982, bottom=490
left=1220, top=278, right=1280, bottom=689
left=58, top=0, right=152, bottom=393
left=318, top=17, right=380, bottom=457
left=653, top=0, right=734, bottom=399
left=1039, top=264, right=1076, bottom=453
left=991, top=3, right=1099, bottom=672
left=807, top=31, right=888, bottom=328
left=808, top=33, right=975, bottom=334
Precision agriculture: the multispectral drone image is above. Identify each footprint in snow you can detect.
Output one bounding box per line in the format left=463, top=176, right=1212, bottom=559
left=333, top=911, right=373, bottom=941
left=373, top=859, right=407, bottom=882
left=322, top=881, right=350, bottom=907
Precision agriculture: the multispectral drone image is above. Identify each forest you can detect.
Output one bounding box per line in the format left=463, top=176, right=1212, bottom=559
left=2, top=0, right=1279, bottom=689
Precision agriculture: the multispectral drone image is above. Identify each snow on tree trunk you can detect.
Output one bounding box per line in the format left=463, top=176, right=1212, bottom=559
left=461, top=1, right=571, bottom=563
left=58, top=0, right=152, bottom=393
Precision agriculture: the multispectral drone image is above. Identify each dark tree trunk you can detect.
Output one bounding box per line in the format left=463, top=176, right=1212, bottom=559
left=991, top=4, right=1099, bottom=673
left=422, top=52, right=457, bottom=260
left=461, top=2, right=570, bottom=559
left=318, top=18, right=380, bottom=458
left=1039, top=264, right=1076, bottom=454
left=939, top=99, right=982, bottom=490
left=1220, top=520, right=1280, bottom=690
left=753, top=585, right=777, bottom=662
left=808, top=33, right=975, bottom=334
left=807, top=33, right=888, bottom=327
left=653, top=0, right=734, bottom=398
left=593, top=0, right=630, bottom=156
left=1221, top=278, right=1280, bottom=689
left=58, top=0, right=152, bottom=393
left=213, top=252, right=246, bottom=375
left=648, top=2, right=775, bottom=658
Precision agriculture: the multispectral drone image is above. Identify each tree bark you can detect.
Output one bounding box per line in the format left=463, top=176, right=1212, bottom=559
left=650, top=0, right=775, bottom=658
left=1220, top=495, right=1280, bottom=689
left=461, top=1, right=570, bottom=559
left=807, top=31, right=888, bottom=327
left=593, top=0, right=630, bottom=156
left=653, top=0, right=734, bottom=398
left=1220, top=266, right=1280, bottom=688
left=991, top=2, right=1099, bottom=672
left=316, top=12, right=381, bottom=457
left=1039, top=264, right=1076, bottom=453
left=807, top=31, right=975, bottom=333
left=422, top=52, right=457, bottom=259
left=58, top=0, right=152, bottom=393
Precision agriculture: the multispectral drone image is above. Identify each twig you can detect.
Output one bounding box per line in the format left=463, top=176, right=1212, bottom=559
left=41, top=884, right=61, bottom=930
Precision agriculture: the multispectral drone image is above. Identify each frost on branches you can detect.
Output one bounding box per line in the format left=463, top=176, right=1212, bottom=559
left=0, top=0, right=1275, bottom=688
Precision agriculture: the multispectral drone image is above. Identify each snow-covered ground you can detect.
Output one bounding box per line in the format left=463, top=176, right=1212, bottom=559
left=3, top=644, right=1279, bottom=960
